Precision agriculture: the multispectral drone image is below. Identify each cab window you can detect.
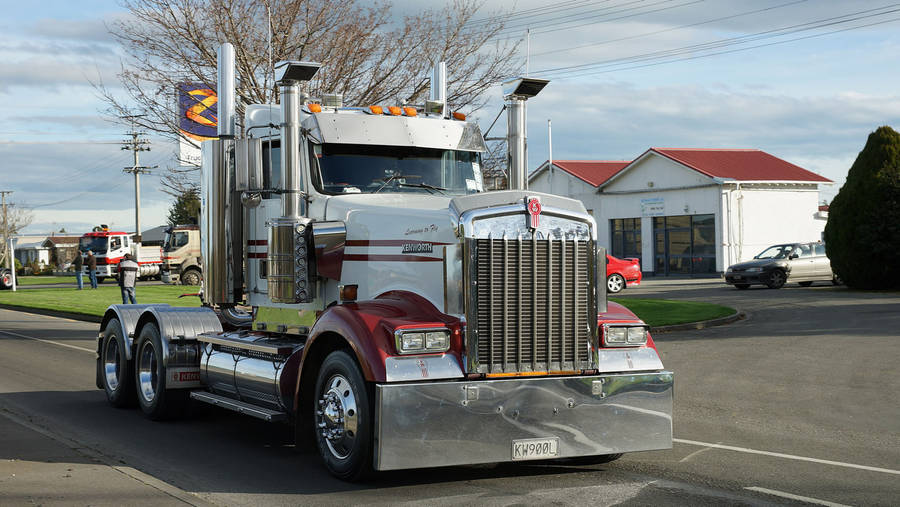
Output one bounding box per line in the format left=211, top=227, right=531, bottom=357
left=110, top=237, right=122, bottom=250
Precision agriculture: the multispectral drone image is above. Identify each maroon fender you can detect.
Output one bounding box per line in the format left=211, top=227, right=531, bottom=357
left=299, top=291, right=463, bottom=383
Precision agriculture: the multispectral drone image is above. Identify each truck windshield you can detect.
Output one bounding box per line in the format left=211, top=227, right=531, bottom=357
left=313, top=144, right=483, bottom=195
left=163, top=231, right=189, bottom=251
left=79, top=236, right=108, bottom=254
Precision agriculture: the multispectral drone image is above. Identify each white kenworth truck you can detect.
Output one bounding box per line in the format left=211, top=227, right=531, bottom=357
left=95, top=44, right=673, bottom=481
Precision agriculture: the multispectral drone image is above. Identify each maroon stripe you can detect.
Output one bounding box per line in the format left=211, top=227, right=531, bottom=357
left=247, top=252, right=267, bottom=258
left=343, top=254, right=442, bottom=262
left=247, top=240, right=268, bottom=246
left=345, top=240, right=451, bottom=247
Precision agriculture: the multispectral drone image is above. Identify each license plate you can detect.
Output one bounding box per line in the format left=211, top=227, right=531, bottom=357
left=733, top=275, right=743, bottom=280
left=512, top=437, right=559, bottom=460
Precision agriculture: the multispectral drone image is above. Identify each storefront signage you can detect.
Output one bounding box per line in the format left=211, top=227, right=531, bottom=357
left=641, top=198, right=665, bottom=217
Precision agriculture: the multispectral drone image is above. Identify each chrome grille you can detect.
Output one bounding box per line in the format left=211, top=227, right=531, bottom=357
left=470, top=237, right=593, bottom=373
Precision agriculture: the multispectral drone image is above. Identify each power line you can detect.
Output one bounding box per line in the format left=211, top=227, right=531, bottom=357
left=541, top=13, right=900, bottom=80
left=531, top=0, right=808, bottom=58
left=535, top=4, right=900, bottom=78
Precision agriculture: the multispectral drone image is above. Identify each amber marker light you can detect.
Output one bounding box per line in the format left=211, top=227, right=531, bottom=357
left=368, top=105, right=384, bottom=115
left=339, top=284, right=358, bottom=302
left=307, top=103, right=322, bottom=113
left=452, top=111, right=466, bottom=121
left=403, top=107, right=417, bottom=117
left=388, top=106, right=402, bottom=116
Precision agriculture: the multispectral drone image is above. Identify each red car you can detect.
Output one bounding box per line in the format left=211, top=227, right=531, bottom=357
left=606, top=254, right=642, bottom=294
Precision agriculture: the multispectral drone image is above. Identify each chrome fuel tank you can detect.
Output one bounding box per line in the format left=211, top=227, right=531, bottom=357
left=198, top=331, right=304, bottom=413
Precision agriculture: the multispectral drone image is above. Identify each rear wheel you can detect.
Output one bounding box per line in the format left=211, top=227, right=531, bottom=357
left=832, top=274, right=842, bottom=285
left=798, top=281, right=813, bottom=287
left=314, top=350, right=373, bottom=481
left=734, top=283, right=750, bottom=290
left=134, top=323, right=188, bottom=420
left=181, top=268, right=201, bottom=286
left=765, top=270, right=786, bottom=289
left=606, top=273, right=625, bottom=294
left=0, top=270, right=11, bottom=290
left=100, top=318, right=135, bottom=407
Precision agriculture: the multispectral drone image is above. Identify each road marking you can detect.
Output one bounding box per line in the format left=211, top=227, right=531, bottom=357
left=744, top=487, right=850, bottom=507
left=675, top=438, right=900, bottom=476
left=0, top=329, right=95, bottom=354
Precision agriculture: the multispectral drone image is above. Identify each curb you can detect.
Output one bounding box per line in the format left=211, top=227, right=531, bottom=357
left=0, top=304, right=102, bottom=323
left=650, top=311, right=746, bottom=334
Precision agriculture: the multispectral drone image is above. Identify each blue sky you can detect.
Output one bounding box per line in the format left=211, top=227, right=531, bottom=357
left=2, top=0, right=899, bottom=235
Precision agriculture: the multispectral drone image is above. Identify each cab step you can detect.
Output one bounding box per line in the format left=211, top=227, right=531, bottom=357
left=190, top=391, right=287, bottom=422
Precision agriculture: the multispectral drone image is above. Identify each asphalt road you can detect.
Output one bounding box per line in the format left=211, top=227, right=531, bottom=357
left=0, top=279, right=897, bottom=506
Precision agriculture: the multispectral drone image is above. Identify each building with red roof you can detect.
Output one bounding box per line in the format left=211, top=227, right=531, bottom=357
left=529, top=148, right=833, bottom=277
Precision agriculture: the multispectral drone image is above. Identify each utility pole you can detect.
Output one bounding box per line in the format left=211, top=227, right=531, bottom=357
left=1, top=190, right=11, bottom=266
left=121, top=118, right=152, bottom=242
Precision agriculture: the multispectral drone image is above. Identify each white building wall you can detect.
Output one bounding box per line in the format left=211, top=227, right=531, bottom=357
left=530, top=167, right=603, bottom=225
left=724, top=186, right=823, bottom=263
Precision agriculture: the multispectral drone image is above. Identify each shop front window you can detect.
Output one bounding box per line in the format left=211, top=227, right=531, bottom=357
left=653, top=214, right=716, bottom=275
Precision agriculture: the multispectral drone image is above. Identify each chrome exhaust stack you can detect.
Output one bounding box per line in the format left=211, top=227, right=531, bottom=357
left=502, top=77, right=549, bottom=191
left=267, top=61, right=321, bottom=304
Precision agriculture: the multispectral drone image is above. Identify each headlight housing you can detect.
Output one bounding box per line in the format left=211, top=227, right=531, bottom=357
left=394, top=328, right=451, bottom=355
left=602, top=324, right=649, bottom=347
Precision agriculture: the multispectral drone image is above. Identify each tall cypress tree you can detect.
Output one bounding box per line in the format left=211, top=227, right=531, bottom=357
left=824, top=126, right=900, bottom=288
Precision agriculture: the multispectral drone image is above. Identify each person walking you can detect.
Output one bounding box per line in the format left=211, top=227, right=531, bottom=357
left=117, top=253, right=139, bottom=304
left=73, top=250, right=84, bottom=290
left=86, top=250, right=98, bottom=289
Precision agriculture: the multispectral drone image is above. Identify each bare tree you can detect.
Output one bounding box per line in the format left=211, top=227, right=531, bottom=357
left=1, top=202, right=34, bottom=267
left=96, top=0, right=521, bottom=192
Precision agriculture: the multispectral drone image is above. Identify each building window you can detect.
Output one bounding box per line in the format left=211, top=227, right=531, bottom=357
left=653, top=214, right=716, bottom=275
left=610, top=218, right=642, bottom=264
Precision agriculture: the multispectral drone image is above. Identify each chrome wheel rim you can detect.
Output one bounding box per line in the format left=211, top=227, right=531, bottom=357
left=103, top=336, right=120, bottom=390
left=316, top=374, right=359, bottom=460
left=607, top=275, right=624, bottom=293
left=772, top=271, right=785, bottom=285
left=137, top=340, right=158, bottom=404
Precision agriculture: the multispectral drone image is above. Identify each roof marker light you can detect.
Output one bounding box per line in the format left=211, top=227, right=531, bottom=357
left=307, top=103, right=322, bottom=113
left=368, top=105, right=384, bottom=115
left=403, top=107, right=418, bottom=117
left=388, top=106, right=402, bottom=116
left=452, top=111, right=466, bottom=121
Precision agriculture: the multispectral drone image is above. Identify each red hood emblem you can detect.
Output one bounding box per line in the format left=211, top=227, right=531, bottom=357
left=526, top=196, right=542, bottom=229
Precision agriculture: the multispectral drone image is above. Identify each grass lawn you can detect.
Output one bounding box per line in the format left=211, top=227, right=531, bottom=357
left=0, top=285, right=201, bottom=317
left=12, top=275, right=78, bottom=286
left=2, top=283, right=735, bottom=328
left=613, top=297, right=735, bottom=328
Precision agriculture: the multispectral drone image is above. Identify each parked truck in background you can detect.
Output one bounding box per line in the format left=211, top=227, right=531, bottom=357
left=79, top=226, right=162, bottom=282
left=160, top=225, right=202, bottom=285
left=93, top=45, right=673, bottom=481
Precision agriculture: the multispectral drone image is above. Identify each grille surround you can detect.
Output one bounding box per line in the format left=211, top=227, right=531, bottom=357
left=461, top=206, right=598, bottom=374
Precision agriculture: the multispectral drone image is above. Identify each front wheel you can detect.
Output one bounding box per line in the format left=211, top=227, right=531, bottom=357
left=181, top=269, right=202, bottom=286
left=606, top=273, right=625, bottom=294
left=314, top=350, right=373, bottom=481
left=0, top=270, right=11, bottom=290
left=134, top=323, right=188, bottom=420
left=100, top=318, right=135, bottom=407
left=765, top=270, right=786, bottom=289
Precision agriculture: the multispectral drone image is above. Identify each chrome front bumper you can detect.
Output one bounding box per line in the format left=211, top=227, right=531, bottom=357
left=374, top=371, right=673, bottom=471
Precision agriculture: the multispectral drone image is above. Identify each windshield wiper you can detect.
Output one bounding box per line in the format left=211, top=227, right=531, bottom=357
left=398, top=182, right=447, bottom=195
left=374, top=173, right=424, bottom=193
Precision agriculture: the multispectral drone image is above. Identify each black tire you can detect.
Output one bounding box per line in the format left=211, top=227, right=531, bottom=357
left=0, top=270, right=11, bottom=290
left=181, top=269, right=202, bottom=286
left=314, top=350, right=374, bottom=481
left=798, top=281, right=813, bottom=287
left=606, top=273, right=626, bottom=294
left=832, top=274, right=842, bottom=286
left=765, top=270, right=786, bottom=289
left=134, top=323, right=188, bottom=420
left=734, top=283, right=750, bottom=290
left=556, top=453, right=624, bottom=466
left=100, top=318, right=136, bottom=407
